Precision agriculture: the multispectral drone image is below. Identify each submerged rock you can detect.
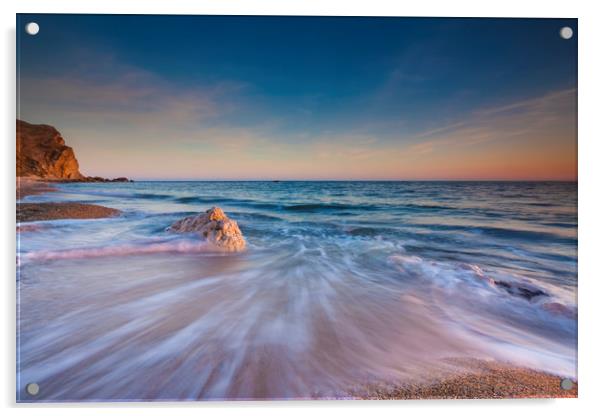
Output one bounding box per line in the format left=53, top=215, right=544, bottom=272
left=492, top=279, right=549, bottom=301
left=467, top=264, right=550, bottom=302
left=169, top=207, right=246, bottom=252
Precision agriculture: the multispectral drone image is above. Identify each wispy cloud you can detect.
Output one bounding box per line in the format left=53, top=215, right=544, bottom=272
left=402, top=88, right=576, bottom=157
left=19, top=58, right=246, bottom=129
left=476, top=88, right=576, bottom=117
left=17, top=50, right=576, bottom=181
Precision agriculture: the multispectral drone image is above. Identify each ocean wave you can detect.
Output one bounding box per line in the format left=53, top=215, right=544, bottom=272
left=282, top=203, right=377, bottom=213
left=230, top=211, right=283, bottom=222
left=402, top=203, right=458, bottom=211
left=175, top=196, right=254, bottom=205
left=20, top=239, right=218, bottom=262
left=527, top=202, right=557, bottom=207
left=388, top=253, right=575, bottom=306
left=132, top=193, right=173, bottom=200
left=17, top=180, right=576, bottom=399
left=476, top=226, right=576, bottom=244
left=344, top=226, right=381, bottom=237
left=401, top=222, right=575, bottom=245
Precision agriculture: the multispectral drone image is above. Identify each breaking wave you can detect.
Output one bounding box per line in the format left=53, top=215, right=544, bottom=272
left=20, top=239, right=216, bottom=262
left=17, top=180, right=577, bottom=400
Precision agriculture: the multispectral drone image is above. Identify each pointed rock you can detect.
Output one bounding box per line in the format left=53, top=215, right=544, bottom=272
left=169, top=207, right=246, bottom=252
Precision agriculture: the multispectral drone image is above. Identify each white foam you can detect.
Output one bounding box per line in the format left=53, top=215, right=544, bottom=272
left=21, top=239, right=217, bottom=262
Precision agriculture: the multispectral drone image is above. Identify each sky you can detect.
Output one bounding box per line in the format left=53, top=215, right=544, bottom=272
left=17, top=15, right=577, bottom=180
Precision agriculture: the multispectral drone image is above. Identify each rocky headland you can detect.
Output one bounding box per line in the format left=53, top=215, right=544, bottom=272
left=17, top=119, right=126, bottom=222
left=15, top=120, right=248, bottom=249
left=17, top=119, right=132, bottom=183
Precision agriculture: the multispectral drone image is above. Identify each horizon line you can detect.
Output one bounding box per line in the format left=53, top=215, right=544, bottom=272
left=117, top=178, right=578, bottom=182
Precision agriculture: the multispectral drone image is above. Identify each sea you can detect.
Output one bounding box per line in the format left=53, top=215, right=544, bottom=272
left=16, top=181, right=577, bottom=401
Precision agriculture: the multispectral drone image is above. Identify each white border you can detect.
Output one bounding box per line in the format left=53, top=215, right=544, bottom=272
left=3, top=1, right=601, bottom=415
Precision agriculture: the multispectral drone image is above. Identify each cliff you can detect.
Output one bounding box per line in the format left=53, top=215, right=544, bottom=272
left=16, top=120, right=130, bottom=182
left=17, top=120, right=84, bottom=180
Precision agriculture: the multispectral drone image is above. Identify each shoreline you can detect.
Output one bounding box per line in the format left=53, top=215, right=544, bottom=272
left=16, top=179, right=577, bottom=400
left=17, top=202, right=121, bottom=222
left=16, top=177, right=58, bottom=199
left=354, top=359, right=577, bottom=400
left=17, top=177, right=121, bottom=222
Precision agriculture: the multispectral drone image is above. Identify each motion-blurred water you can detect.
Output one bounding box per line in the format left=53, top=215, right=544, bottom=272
left=17, top=181, right=577, bottom=401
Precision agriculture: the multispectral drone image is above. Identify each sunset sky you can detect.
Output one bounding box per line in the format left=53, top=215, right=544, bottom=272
left=17, top=15, right=577, bottom=180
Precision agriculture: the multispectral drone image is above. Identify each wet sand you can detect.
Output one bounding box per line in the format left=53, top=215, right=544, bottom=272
left=17, top=202, right=120, bottom=222
left=356, top=359, right=577, bottom=399
left=17, top=178, right=57, bottom=199
left=17, top=178, right=121, bottom=222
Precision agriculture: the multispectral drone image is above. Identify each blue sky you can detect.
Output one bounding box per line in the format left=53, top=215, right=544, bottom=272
left=17, top=15, right=577, bottom=180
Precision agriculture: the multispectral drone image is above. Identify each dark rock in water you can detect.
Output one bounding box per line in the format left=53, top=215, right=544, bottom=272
left=467, top=264, right=550, bottom=302
left=45, top=176, right=134, bottom=183
left=169, top=206, right=246, bottom=252
left=493, top=279, right=549, bottom=301
left=62, top=176, right=134, bottom=183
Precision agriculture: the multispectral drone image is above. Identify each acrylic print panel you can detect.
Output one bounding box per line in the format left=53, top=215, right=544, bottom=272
left=16, top=14, right=577, bottom=402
